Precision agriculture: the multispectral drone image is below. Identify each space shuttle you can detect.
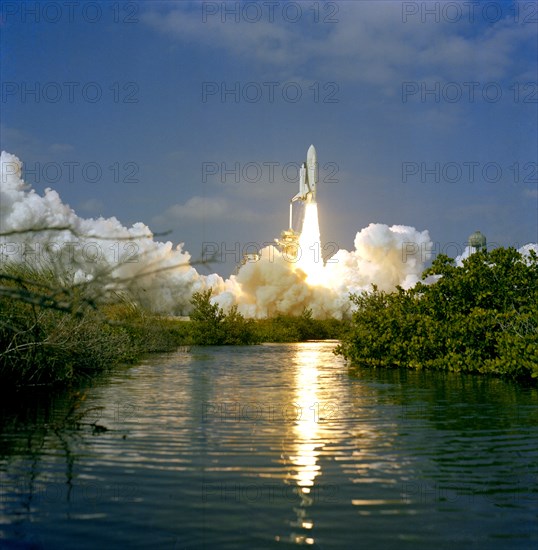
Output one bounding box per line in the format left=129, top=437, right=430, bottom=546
left=292, top=144, right=318, bottom=203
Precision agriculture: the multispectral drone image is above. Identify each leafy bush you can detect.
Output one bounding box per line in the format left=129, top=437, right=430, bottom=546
left=189, top=289, right=260, bottom=345
left=336, top=248, right=538, bottom=383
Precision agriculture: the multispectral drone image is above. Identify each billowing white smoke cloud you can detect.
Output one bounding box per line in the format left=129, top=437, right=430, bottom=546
left=325, top=223, right=432, bottom=293
left=214, top=245, right=346, bottom=319
left=210, top=220, right=433, bottom=320
left=0, top=150, right=463, bottom=318
left=0, top=151, right=221, bottom=314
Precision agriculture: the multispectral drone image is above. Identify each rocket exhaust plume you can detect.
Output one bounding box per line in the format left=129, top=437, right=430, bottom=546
left=288, top=145, right=327, bottom=286
left=297, top=202, right=325, bottom=287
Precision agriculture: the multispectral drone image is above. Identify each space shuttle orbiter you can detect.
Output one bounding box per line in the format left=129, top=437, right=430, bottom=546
left=292, top=144, right=318, bottom=203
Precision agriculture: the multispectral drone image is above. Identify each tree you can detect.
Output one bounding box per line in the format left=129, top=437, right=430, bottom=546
left=189, top=289, right=226, bottom=345
left=189, top=290, right=260, bottom=345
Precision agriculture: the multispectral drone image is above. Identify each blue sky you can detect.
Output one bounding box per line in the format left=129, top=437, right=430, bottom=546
left=1, top=0, right=537, bottom=275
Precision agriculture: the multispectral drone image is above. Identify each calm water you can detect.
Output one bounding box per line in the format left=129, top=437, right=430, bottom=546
left=0, top=342, right=537, bottom=549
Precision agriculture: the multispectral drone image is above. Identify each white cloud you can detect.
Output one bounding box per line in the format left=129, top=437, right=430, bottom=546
left=78, top=198, right=104, bottom=214
left=144, top=1, right=535, bottom=89
left=523, top=188, right=538, bottom=199
left=152, top=195, right=266, bottom=226
left=49, top=143, right=74, bottom=153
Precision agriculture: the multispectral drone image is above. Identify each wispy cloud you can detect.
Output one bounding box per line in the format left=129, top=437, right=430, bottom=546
left=523, top=188, right=538, bottom=200
left=152, top=195, right=267, bottom=227
left=78, top=198, right=104, bottom=215
left=49, top=143, right=74, bottom=153
left=144, top=2, right=535, bottom=88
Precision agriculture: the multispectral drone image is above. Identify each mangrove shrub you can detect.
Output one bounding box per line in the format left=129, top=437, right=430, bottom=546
left=336, top=248, right=538, bottom=382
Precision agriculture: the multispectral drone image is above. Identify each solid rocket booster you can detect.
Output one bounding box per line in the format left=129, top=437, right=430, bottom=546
left=292, top=144, right=318, bottom=203
left=306, top=144, right=318, bottom=202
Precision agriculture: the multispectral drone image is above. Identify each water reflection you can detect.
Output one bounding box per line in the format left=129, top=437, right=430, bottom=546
left=279, top=344, right=327, bottom=546
left=1, top=345, right=537, bottom=548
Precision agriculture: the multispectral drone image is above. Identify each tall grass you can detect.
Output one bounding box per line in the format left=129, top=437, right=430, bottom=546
left=0, top=262, right=190, bottom=387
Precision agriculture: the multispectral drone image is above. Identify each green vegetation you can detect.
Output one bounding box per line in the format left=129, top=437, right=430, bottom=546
left=254, top=307, right=345, bottom=342
left=7, top=246, right=534, bottom=388
left=188, top=289, right=345, bottom=344
left=0, top=267, right=345, bottom=387
left=189, top=289, right=260, bottom=345
left=0, top=263, right=190, bottom=387
left=336, top=248, right=538, bottom=383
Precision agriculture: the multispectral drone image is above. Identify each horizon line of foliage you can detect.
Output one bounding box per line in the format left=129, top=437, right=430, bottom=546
left=336, top=247, right=538, bottom=383
left=189, top=289, right=344, bottom=345
left=0, top=264, right=345, bottom=387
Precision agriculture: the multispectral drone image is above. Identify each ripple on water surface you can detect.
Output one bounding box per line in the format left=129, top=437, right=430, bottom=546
left=0, top=342, right=537, bottom=549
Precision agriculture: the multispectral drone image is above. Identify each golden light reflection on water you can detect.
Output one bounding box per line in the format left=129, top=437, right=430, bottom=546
left=289, top=347, right=323, bottom=492
left=276, top=343, right=407, bottom=546
left=279, top=343, right=328, bottom=546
